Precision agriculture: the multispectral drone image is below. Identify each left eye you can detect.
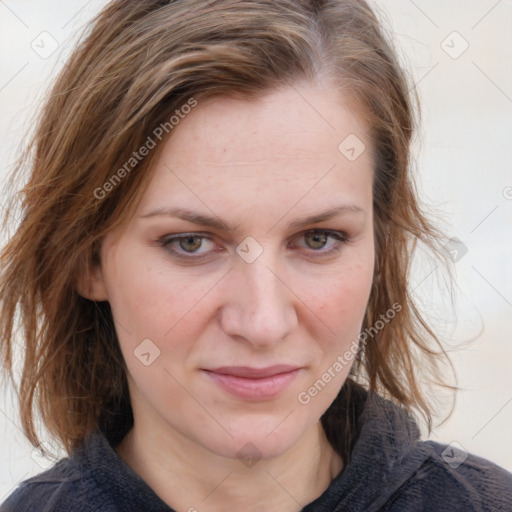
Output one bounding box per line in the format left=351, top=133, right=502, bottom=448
left=295, top=230, right=347, bottom=252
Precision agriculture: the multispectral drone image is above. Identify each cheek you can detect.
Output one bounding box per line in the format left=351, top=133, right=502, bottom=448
left=104, top=247, right=216, bottom=342
left=306, top=260, right=374, bottom=346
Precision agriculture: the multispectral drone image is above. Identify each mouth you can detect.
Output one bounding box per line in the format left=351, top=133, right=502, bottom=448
left=201, top=365, right=301, bottom=401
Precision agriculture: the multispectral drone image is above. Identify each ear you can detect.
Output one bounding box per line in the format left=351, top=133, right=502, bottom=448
left=75, top=250, right=109, bottom=301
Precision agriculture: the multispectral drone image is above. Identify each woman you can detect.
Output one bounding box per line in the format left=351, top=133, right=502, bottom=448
left=1, top=0, right=511, bottom=510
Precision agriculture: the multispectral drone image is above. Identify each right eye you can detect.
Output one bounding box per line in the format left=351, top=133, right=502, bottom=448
left=159, top=233, right=218, bottom=259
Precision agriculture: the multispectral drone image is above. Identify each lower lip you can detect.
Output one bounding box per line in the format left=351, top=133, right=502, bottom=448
left=203, top=369, right=300, bottom=400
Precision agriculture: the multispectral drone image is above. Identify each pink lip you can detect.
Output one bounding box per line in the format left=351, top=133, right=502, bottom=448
left=202, top=365, right=300, bottom=400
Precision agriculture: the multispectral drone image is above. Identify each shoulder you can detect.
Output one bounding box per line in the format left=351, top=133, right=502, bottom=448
left=323, top=387, right=512, bottom=511
left=0, top=453, right=117, bottom=512
left=1, top=428, right=171, bottom=512
left=384, top=440, right=512, bottom=512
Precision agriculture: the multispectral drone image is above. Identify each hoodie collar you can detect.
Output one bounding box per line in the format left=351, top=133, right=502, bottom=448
left=303, top=391, right=432, bottom=511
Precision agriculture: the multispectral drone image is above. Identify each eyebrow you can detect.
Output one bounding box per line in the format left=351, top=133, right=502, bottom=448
left=140, top=205, right=364, bottom=232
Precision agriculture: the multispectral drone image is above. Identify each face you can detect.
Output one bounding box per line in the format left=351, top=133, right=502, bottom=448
left=88, top=83, right=375, bottom=461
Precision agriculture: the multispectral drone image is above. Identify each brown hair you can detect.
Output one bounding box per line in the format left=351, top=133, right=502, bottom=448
left=0, top=0, right=453, bottom=456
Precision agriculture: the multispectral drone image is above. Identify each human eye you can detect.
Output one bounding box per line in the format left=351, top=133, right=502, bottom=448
left=158, top=232, right=219, bottom=260
left=291, top=229, right=348, bottom=256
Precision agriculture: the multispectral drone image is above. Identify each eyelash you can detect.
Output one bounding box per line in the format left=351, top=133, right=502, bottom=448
left=158, top=229, right=349, bottom=261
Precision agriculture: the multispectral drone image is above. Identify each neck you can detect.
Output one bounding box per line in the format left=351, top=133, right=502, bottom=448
left=116, top=417, right=343, bottom=512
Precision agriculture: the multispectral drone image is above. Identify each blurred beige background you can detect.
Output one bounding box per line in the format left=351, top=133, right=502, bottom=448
left=1, top=0, right=511, bottom=500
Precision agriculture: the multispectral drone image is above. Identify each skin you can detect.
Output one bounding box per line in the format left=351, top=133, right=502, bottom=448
left=80, top=82, right=375, bottom=511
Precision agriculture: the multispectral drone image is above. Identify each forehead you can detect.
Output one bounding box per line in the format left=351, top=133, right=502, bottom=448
left=138, top=84, right=373, bottom=220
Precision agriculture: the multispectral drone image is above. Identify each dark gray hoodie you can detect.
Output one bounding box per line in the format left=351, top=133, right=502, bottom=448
left=2, top=390, right=511, bottom=511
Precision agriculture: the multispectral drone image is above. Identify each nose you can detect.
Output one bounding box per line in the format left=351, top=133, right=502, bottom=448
left=219, top=254, right=298, bottom=349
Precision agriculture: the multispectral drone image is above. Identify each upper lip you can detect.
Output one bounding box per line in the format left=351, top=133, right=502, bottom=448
left=204, top=365, right=300, bottom=378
